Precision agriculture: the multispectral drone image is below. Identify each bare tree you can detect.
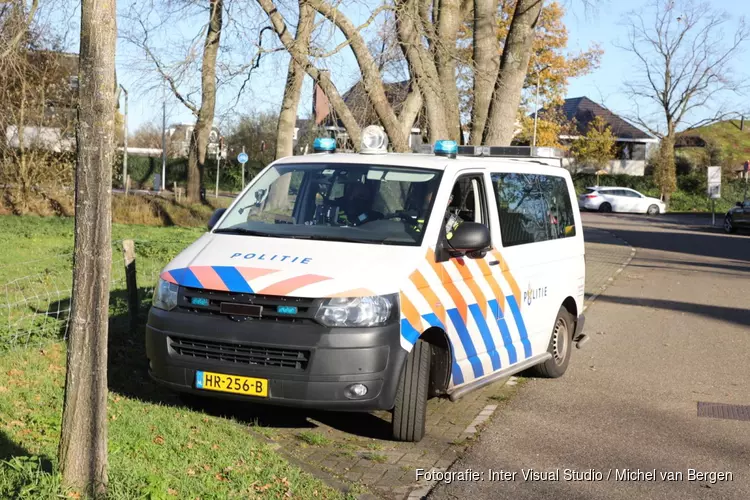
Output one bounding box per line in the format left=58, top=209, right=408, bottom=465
left=275, top=1, right=314, bottom=160
left=185, top=0, right=223, bottom=202
left=58, top=0, right=117, bottom=495
left=620, top=0, right=749, bottom=201
left=255, top=0, right=547, bottom=148
left=122, top=0, right=262, bottom=202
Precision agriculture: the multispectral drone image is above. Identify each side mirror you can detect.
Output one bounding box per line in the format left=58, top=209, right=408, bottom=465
left=208, top=208, right=227, bottom=231
left=446, top=222, right=491, bottom=256
left=737, top=201, right=743, bottom=208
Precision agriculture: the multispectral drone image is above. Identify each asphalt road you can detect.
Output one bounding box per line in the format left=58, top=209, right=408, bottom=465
left=429, top=212, right=750, bottom=500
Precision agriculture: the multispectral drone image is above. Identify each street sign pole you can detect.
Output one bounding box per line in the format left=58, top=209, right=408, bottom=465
left=215, top=152, right=221, bottom=198
left=707, top=166, right=721, bottom=227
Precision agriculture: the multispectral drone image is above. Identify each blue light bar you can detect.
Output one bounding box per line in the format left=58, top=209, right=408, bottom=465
left=313, top=137, right=337, bottom=153
left=434, top=140, right=458, bottom=158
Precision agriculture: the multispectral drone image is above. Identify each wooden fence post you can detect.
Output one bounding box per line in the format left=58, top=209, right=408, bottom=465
left=122, top=240, right=139, bottom=332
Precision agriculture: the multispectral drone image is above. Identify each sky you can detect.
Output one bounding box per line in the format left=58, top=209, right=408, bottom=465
left=52, top=0, right=750, bottom=138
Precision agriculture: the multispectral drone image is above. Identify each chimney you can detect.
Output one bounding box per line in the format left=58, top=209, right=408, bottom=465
left=313, top=72, right=331, bottom=126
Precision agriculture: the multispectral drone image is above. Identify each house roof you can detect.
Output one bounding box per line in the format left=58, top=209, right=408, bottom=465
left=322, top=79, right=415, bottom=128
left=558, top=96, right=654, bottom=141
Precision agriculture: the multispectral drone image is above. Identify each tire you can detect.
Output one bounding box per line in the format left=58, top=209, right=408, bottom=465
left=530, top=306, right=574, bottom=379
left=598, top=202, right=612, bottom=213
left=724, top=215, right=736, bottom=234
left=392, top=339, right=431, bottom=442
left=647, top=204, right=660, bottom=215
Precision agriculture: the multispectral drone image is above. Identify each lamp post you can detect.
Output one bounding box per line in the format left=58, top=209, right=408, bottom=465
left=532, top=64, right=551, bottom=152
left=119, top=84, right=128, bottom=191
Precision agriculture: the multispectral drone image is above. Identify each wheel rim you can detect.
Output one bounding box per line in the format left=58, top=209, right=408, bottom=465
left=648, top=205, right=658, bottom=215
left=724, top=217, right=733, bottom=231
left=551, top=318, right=569, bottom=366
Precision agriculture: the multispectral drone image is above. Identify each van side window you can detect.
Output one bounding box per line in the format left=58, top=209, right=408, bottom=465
left=491, top=173, right=576, bottom=247
left=448, top=175, right=487, bottom=225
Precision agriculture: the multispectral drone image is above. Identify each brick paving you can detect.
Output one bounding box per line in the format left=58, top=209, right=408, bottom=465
left=234, top=231, right=634, bottom=499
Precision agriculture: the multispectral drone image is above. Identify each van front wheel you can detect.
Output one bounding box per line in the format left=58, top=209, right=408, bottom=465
left=530, top=306, right=573, bottom=378
left=392, top=339, right=431, bottom=442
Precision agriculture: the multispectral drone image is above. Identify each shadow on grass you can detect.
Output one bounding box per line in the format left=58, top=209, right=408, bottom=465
left=0, top=431, right=53, bottom=473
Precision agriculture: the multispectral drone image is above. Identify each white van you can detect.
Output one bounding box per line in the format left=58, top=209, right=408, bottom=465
left=146, top=129, right=587, bottom=442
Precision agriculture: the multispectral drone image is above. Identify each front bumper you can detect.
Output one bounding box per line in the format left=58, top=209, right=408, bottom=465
left=145, top=307, right=406, bottom=411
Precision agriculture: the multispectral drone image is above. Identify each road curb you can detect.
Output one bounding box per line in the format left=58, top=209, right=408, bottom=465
left=582, top=229, right=637, bottom=313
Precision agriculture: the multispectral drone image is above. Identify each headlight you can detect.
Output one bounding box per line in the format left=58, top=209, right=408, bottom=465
left=315, top=294, right=397, bottom=327
left=153, top=278, right=179, bottom=311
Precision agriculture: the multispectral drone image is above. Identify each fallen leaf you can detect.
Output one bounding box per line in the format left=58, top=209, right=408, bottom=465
left=8, top=420, right=25, bottom=427
left=40, top=349, right=47, bottom=356
left=0, top=387, right=7, bottom=393
left=202, top=417, right=209, bottom=423
left=214, top=473, right=226, bottom=481
left=186, top=442, right=193, bottom=449
left=7, top=369, right=24, bottom=376
left=202, top=464, right=211, bottom=471
left=110, top=414, right=118, bottom=421
left=113, top=396, right=121, bottom=403
left=153, top=435, right=165, bottom=445
left=167, top=488, right=178, bottom=496
left=211, top=444, right=219, bottom=450
left=67, top=492, right=81, bottom=499
left=186, top=468, right=196, bottom=476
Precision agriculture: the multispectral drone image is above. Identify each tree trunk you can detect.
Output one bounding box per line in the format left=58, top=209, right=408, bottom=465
left=483, top=0, right=543, bottom=145
left=256, top=0, right=362, bottom=148
left=187, top=0, right=223, bottom=203
left=435, top=0, right=462, bottom=142
left=58, top=0, right=116, bottom=495
left=275, top=2, right=314, bottom=160
left=395, top=0, right=449, bottom=142
left=470, top=0, right=499, bottom=144
left=268, top=2, right=314, bottom=211
left=657, top=129, right=677, bottom=206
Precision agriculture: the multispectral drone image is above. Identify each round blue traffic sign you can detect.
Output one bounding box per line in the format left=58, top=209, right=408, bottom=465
left=237, top=152, right=248, bottom=163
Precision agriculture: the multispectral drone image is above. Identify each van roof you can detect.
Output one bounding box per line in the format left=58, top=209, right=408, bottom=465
left=274, top=152, right=565, bottom=174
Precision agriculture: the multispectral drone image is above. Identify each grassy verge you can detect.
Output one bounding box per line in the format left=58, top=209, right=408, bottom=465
left=0, top=340, right=344, bottom=499
left=0, top=215, right=346, bottom=498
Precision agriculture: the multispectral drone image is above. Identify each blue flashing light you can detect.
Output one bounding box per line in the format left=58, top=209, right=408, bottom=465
left=313, top=137, right=337, bottom=153
left=434, top=140, right=458, bottom=158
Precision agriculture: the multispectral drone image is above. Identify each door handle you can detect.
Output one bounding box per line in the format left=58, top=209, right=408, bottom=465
left=488, top=260, right=500, bottom=266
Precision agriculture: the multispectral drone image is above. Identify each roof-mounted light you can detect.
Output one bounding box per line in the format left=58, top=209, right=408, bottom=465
left=360, top=125, right=388, bottom=154
left=434, top=140, right=458, bottom=159
left=313, top=137, right=337, bottom=153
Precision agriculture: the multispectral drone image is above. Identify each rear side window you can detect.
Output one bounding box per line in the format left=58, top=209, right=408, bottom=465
left=491, top=173, right=577, bottom=247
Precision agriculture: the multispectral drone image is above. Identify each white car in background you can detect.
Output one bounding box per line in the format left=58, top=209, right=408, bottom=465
left=578, top=186, right=666, bottom=215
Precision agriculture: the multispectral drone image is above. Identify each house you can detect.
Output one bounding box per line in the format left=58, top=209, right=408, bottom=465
left=556, top=97, right=659, bottom=176
left=166, top=123, right=223, bottom=158
left=310, top=78, right=424, bottom=151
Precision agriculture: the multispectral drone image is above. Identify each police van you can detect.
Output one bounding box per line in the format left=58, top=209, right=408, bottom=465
left=146, top=127, right=587, bottom=442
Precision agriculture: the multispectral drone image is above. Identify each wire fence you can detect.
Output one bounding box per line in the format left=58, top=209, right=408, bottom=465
left=0, top=239, right=183, bottom=350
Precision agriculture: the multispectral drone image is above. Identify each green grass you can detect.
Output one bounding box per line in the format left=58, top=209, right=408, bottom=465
left=0, top=215, right=344, bottom=498
left=0, top=215, right=204, bottom=348
left=296, top=431, right=332, bottom=447
left=361, top=453, right=387, bottom=464
left=679, top=120, right=750, bottom=161
left=0, top=341, right=344, bottom=499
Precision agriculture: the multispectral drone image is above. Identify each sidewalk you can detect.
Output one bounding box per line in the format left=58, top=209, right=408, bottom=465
left=583, top=228, right=635, bottom=310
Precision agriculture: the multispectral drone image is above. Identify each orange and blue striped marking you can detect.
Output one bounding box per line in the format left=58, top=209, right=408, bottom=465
left=161, top=266, right=331, bottom=296
left=399, top=248, right=532, bottom=387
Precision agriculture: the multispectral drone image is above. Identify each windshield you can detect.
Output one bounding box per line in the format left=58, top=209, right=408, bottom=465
left=215, top=162, right=443, bottom=246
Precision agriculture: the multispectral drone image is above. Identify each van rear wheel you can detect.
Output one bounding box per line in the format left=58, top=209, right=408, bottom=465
left=530, top=306, right=573, bottom=378
left=598, top=203, right=612, bottom=213
left=392, top=339, right=431, bottom=442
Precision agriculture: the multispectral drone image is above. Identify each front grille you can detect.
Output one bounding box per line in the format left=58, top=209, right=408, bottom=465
left=176, top=287, right=318, bottom=324
left=169, top=336, right=310, bottom=371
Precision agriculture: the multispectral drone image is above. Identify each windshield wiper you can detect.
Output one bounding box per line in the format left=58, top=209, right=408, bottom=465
left=212, top=228, right=284, bottom=238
